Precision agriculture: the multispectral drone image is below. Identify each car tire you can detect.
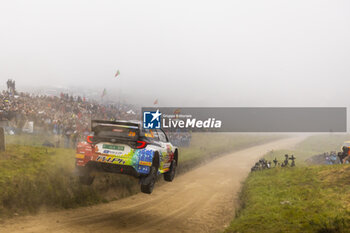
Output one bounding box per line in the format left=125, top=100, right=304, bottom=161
left=141, top=165, right=157, bottom=194
left=164, top=159, right=177, bottom=182
left=79, top=174, right=95, bottom=185
left=77, top=167, right=95, bottom=185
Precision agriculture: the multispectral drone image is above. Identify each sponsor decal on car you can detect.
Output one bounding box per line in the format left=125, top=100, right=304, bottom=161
left=139, top=161, right=152, bottom=166
left=102, top=144, right=125, bottom=151
left=96, top=155, right=127, bottom=165
left=76, top=154, right=85, bottom=159
left=102, top=149, right=126, bottom=156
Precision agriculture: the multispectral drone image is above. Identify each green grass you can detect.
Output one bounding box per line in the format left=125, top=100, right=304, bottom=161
left=5, top=134, right=62, bottom=147
left=0, top=133, right=281, bottom=218
left=225, top=134, right=350, bottom=233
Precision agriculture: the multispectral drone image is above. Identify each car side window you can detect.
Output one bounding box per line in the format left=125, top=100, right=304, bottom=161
left=151, top=129, right=160, bottom=141
left=157, top=129, right=168, bottom=143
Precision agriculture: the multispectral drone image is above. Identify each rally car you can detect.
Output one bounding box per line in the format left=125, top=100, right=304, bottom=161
left=75, top=120, right=178, bottom=194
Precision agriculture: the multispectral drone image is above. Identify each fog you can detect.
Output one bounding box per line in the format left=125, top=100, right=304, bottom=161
left=0, top=0, right=349, bottom=107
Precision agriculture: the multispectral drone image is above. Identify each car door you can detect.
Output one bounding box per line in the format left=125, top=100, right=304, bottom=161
left=155, top=129, right=172, bottom=171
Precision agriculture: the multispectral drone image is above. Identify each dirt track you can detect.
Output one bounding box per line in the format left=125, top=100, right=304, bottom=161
left=0, top=136, right=305, bottom=233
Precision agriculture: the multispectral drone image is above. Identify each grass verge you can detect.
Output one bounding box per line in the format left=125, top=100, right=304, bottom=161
left=225, top=134, right=350, bottom=233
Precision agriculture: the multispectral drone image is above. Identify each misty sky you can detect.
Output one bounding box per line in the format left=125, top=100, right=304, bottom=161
left=0, top=0, right=349, bottom=107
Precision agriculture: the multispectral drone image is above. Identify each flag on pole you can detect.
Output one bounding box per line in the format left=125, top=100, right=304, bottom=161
left=115, top=70, right=120, bottom=78
left=153, top=99, right=158, bottom=105
left=101, top=88, right=107, bottom=98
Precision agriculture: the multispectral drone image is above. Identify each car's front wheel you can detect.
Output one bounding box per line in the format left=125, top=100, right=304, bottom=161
left=164, top=159, right=177, bottom=182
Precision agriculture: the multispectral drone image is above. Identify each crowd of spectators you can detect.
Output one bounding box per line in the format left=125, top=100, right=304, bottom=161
left=0, top=80, right=192, bottom=148
left=0, top=89, right=138, bottom=148
left=166, top=130, right=192, bottom=147
left=306, top=151, right=341, bottom=165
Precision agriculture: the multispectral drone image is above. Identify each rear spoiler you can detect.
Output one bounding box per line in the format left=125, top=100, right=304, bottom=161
left=90, top=120, right=141, bottom=145
left=91, top=120, right=140, bottom=131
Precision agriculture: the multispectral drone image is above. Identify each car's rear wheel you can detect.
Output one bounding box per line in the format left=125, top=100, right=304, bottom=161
left=77, top=167, right=95, bottom=185
left=141, top=165, right=157, bottom=194
left=164, top=159, right=177, bottom=182
left=79, top=174, right=95, bottom=185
